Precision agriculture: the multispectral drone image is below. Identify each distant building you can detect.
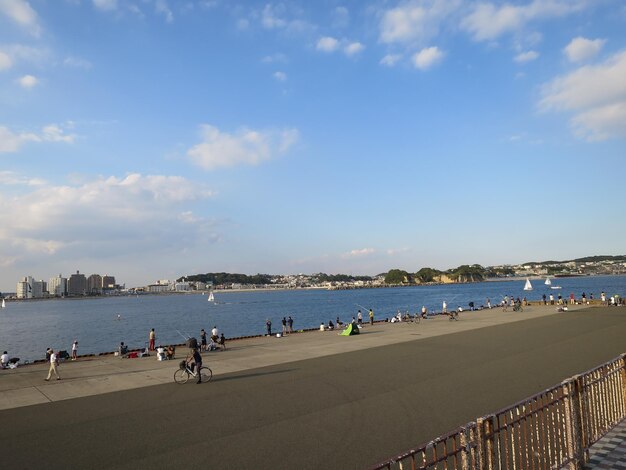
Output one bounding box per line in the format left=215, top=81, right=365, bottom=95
left=68, top=271, right=87, bottom=296
left=147, top=284, right=170, bottom=293
left=102, top=275, right=116, bottom=289
left=48, top=274, right=67, bottom=297
left=32, top=280, right=46, bottom=298
left=16, top=276, right=34, bottom=299
left=88, top=274, right=103, bottom=295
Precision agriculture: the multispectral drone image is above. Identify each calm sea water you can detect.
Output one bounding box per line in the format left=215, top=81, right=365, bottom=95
left=2, top=275, right=624, bottom=362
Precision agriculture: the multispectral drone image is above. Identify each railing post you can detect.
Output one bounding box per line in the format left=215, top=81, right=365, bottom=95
left=561, top=378, right=583, bottom=469
left=621, top=353, right=626, bottom=413
left=476, top=415, right=496, bottom=470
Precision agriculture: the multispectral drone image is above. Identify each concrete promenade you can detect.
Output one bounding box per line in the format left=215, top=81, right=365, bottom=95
left=0, top=305, right=625, bottom=469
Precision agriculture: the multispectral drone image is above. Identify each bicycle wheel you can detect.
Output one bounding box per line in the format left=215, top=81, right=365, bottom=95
left=199, top=366, right=212, bottom=382
left=174, top=368, right=189, bottom=384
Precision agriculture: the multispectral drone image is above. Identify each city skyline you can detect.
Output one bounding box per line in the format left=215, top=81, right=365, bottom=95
left=1, top=1, right=625, bottom=293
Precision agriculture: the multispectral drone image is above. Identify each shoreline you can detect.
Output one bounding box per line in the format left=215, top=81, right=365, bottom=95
left=3, top=272, right=624, bottom=302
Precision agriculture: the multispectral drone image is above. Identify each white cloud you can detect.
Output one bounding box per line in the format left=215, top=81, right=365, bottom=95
left=332, top=6, right=349, bottom=28
left=379, top=0, right=460, bottom=45
left=344, top=42, right=365, bottom=56
left=64, top=56, right=93, bottom=69
left=155, top=0, right=173, bottom=23
left=461, top=0, right=590, bottom=42
left=261, top=53, right=287, bottom=64
left=187, top=124, right=299, bottom=170
left=539, top=49, right=626, bottom=141
left=564, top=37, right=605, bottom=63
left=17, top=74, right=37, bottom=88
left=261, top=3, right=286, bottom=29
left=317, top=36, right=339, bottom=52
left=514, top=50, right=539, bottom=63
left=273, top=71, right=287, bottom=81
left=0, top=0, right=41, bottom=36
left=0, top=170, right=45, bottom=186
left=0, top=123, right=76, bottom=153
left=380, top=54, right=402, bottom=67
left=237, top=18, right=249, bottom=30
left=341, top=248, right=375, bottom=259
left=0, top=50, right=12, bottom=70
left=0, top=173, right=216, bottom=264
left=93, top=0, right=117, bottom=11
left=412, top=46, right=444, bottom=70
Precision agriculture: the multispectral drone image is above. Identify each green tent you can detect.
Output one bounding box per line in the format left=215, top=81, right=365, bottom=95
left=340, top=323, right=360, bottom=336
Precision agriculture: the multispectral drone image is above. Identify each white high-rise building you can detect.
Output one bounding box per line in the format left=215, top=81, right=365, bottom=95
left=16, top=276, right=35, bottom=299
left=48, top=274, right=67, bottom=297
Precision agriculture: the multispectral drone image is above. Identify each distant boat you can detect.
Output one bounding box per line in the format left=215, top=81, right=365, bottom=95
left=551, top=286, right=562, bottom=290
left=207, top=291, right=215, bottom=302
left=524, top=278, right=533, bottom=291
left=1, top=298, right=5, bottom=308
left=545, top=278, right=552, bottom=286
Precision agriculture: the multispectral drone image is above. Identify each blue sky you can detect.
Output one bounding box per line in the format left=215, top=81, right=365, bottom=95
left=1, top=0, right=625, bottom=291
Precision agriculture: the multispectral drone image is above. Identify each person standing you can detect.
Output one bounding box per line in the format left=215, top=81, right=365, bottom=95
left=71, top=340, right=78, bottom=361
left=219, top=333, right=226, bottom=350
left=281, top=317, right=287, bottom=335
left=200, top=329, right=207, bottom=351
left=442, top=301, right=447, bottom=314
left=368, top=309, right=374, bottom=325
left=149, top=328, right=156, bottom=351
left=287, top=316, right=293, bottom=333
left=357, top=310, right=363, bottom=326
left=45, top=349, right=60, bottom=381
left=265, top=319, right=272, bottom=336
left=211, top=325, right=219, bottom=343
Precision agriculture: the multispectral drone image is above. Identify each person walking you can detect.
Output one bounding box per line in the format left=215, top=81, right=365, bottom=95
left=45, top=349, right=61, bottom=381
left=200, top=329, right=207, bottom=351
left=369, top=309, right=374, bottom=325
left=71, top=340, right=78, bottom=361
left=149, top=328, right=156, bottom=351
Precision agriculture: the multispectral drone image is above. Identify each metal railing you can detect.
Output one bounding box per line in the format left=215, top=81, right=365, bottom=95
left=369, top=353, right=626, bottom=470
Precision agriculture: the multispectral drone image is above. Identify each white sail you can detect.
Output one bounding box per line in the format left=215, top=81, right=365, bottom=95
left=207, top=291, right=215, bottom=302
left=545, top=277, right=552, bottom=286
left=1, top=299, right=4, bottom=308
left=524, top=278, right=533, bottom=291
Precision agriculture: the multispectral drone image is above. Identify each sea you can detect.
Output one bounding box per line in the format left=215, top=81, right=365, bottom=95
left=2, top=275, right=625, bottom=363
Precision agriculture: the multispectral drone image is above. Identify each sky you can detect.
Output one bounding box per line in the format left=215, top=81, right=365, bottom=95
left=1, top=0, right=625, bottom=291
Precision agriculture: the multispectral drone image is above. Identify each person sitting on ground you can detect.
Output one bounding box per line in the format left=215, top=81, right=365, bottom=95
left=219, top=333, right=226, bottom=350
left=1, top=351, right=9, bottom=369
left=166, top=345, right=175, bottom=360
left=328, top=320, right=334, bottom=330
left=118, top=342, right=129, bottom=358
left=207, top=338, right=219, bottom=351
left=156, top=345, right=165, bottom=361
left=336, top=317, right=343, bottom=327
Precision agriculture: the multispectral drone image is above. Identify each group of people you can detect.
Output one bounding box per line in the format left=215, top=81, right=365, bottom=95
left=200, top=326, right=226, bottom=351
left=265, top=316, right=294, bottom=336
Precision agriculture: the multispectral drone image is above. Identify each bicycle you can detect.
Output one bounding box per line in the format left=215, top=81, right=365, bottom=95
left=174, top=360, right=212, bottom=384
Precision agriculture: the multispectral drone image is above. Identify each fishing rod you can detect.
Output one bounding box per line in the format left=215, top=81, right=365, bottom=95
left=175, top=329, right=190, bottom=341
left=355, top=303, right=369, bottom=312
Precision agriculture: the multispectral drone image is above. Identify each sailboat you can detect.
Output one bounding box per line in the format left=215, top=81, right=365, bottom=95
left=207, top=291, right=215, bottom=302
left=523, top=278, right=533, bottom=291
left=1, top=298, right=5, bottom=308
left=545, top=277, right=552, bottom=286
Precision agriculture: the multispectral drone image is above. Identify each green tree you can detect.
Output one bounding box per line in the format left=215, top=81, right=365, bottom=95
left=385, top=269, right=411, bottom=284
left=414, top=267, right=442, bottom=283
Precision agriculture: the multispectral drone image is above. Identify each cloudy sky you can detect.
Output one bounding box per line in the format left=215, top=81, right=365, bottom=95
left=1, top=0, right=625, bottom=291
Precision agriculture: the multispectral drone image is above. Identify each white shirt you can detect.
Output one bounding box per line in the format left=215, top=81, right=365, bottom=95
left=1, top=353, right=8, bottom=364
left=211, top=327, right=218, bottom=337
left=50, top=353, right=57, bottom=364
left=72, top=342, right=77, bottom=351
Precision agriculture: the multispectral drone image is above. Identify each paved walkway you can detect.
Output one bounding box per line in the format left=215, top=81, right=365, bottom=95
left=585, top=419, right=626, bottom=469
left=0, top=304, right=624, bottom=469
left=0, top=304, right=586, bottom=411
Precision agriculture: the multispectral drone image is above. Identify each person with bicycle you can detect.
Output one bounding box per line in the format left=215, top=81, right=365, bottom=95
left=186, top=346, right=203, bottom=384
